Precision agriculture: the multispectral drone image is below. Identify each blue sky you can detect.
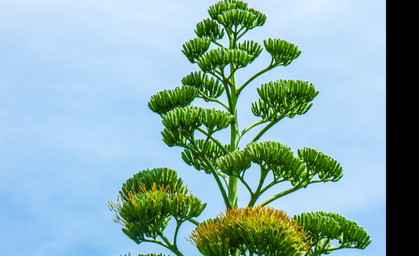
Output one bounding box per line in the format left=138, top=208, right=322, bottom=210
left=0, top=0, right=385, bottom=255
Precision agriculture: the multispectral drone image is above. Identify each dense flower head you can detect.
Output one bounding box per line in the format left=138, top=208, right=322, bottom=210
left=191, top=206, right=310, bottom=256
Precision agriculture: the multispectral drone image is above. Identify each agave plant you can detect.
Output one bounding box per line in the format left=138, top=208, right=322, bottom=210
left=109, top=1, right=371, bottom=255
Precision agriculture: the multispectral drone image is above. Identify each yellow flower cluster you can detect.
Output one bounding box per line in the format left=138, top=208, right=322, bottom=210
left=191, top=206, right=310, bottom=256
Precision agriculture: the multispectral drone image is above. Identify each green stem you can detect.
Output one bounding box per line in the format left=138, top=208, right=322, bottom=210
left=238, top=175, right=254, bottom=197
left=236, top=27, right=249, bottom=41
left=258, top=179, right=323, bottom=206
left=187, top=218, right=200, bottom=226
left=151, top=225, right=184, bottom=256
left=186, top=141, right=231, bottom=209
left=214, top=170, right=233, bottom=209
left=258, top=179, right=284, bottom=196
left=312, top=237, right=332, bottom=256
left=237, top=63, right=274, bottom=94
left=225, top=32, right=240, bottom=210
left=252, top=114, right=286, bottom=142
left=198, top=92, right=229, bottom=110
left=173, top=220, right=182, bottom=248
left=212, top=39, right=224, bottom=48
left=247, top=168, right=269, bottom=207
left=260, top=185, right=303, bottom=206
left=142, top=238, right=171, bottom=250
left=326, top=245, right=359, bottom=252
left=228, top=84, right=239, bottom=208
left=228, top=176, right=239, bottom=208
left=198, top=155, right=231, bottom=208
left=197, top=127, right=229, bottom=154
left=239, top=119, right=266, bottom=139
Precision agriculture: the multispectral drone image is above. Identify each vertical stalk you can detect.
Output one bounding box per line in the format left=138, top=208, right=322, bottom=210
left=228, top=84, right=239, bottom=208
left=228, top=33, right=239, bottom=207
left=226, top=31, right=240, bottom=256
left=227, top=33, right=239, bottom=209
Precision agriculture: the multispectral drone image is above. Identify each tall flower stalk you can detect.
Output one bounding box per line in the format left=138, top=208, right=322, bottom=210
left=109, top=1, right=371, bottom=256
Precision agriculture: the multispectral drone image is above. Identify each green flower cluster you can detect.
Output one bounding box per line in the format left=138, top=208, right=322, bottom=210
left=109, top=168, right=206, bottom=244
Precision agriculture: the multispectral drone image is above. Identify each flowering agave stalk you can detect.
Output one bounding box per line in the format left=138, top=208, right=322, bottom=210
left=109, top=1, right=371, bottom=256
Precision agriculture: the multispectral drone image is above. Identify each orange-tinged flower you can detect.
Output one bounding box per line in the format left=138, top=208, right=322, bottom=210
left=191, top=206, right=310, bottom=256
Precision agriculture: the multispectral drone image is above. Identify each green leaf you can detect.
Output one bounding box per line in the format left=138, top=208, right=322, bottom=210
left=251, top=79, right=319, bottom=120
left=181, top=71, right=224, bottom=99
left=148, top=85, right=198, bottom=115
left=264, top=38, right=301, bottom=66
left=182, top=37, right=212, bottom=63
left=298, top=147, right=344, bottom=182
